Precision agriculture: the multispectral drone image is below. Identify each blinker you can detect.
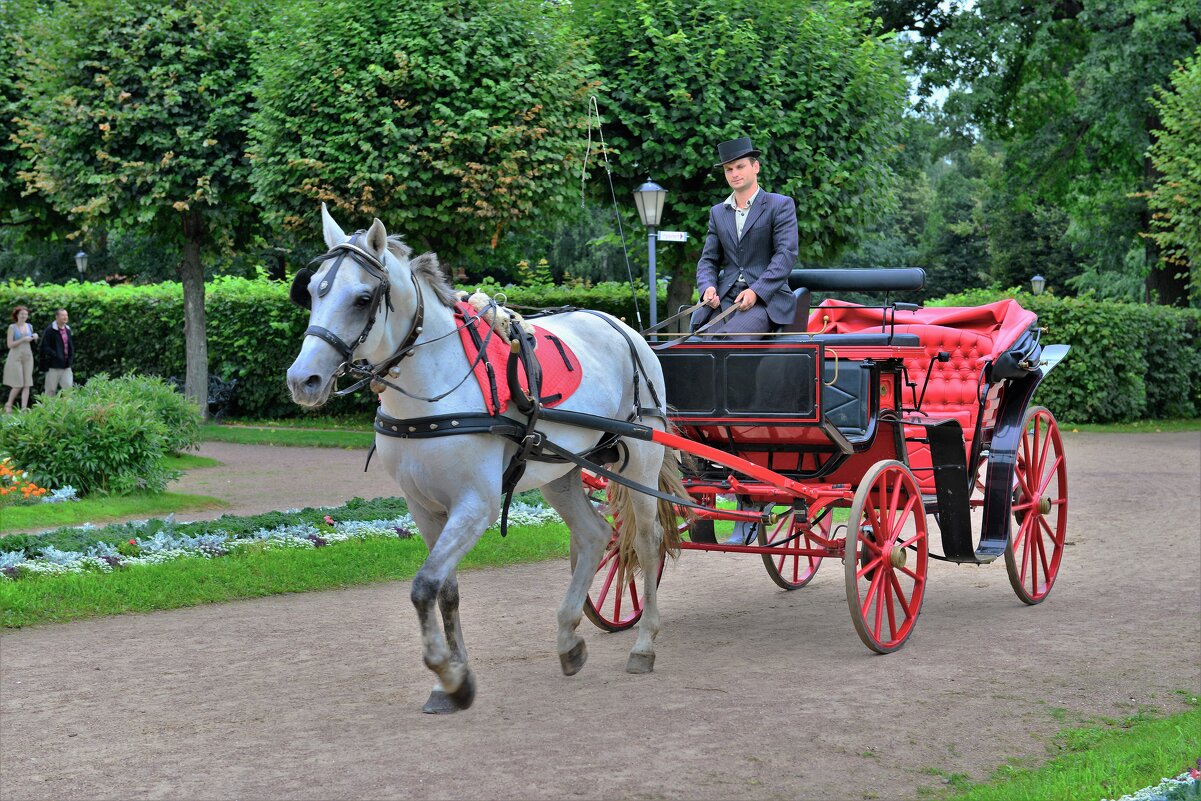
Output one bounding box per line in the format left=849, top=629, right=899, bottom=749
left=289, top=268, right=315, bottom=309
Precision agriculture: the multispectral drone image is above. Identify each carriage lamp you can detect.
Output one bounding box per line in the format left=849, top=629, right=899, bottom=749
left=633, top=180, right=667, bottom=329
left=74, top=249, right=88, bottom=277
left=1030, top=274, right=1046, bottom=295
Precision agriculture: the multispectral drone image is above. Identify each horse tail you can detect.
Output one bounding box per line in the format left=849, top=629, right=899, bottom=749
left=611, top=439, right=691, bottom=585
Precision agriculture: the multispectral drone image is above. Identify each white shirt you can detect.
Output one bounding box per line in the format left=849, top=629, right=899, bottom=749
left=723, top=187, right=762, bottom=240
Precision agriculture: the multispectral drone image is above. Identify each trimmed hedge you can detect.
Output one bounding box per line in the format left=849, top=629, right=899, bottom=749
left=4, top=278, right=1196, bottom=423
left=933, top=289, right=1201, bottom=423
left=0, top=277, right=662, bottom=419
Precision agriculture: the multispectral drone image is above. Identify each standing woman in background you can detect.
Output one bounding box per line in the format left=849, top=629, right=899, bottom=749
left=4, top=306, right=38, bottom=413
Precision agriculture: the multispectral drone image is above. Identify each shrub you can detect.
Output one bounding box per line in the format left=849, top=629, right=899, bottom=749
left=0, top=276, right=662, bottom=419
left=76, top=374, right=201, bottom=454
left=933, top=288, right=1201, bottom=423
left=0, top=388, right=175, bottom=496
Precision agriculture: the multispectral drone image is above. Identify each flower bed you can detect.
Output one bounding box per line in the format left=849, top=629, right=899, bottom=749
left=0, top=501, right=562, bottom=580
left=1108, top=763, right=1201, bottom=801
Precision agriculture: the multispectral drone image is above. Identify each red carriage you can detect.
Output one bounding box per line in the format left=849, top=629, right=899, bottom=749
left=581, top=268, right=1070, bottom=653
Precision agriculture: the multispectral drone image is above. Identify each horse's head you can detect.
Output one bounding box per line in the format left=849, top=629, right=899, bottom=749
left=286, top=204, right=410, bottom=407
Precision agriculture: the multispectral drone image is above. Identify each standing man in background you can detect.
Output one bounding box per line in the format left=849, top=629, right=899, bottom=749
left=40, top=307, right=74, bottom=396
left=693, top=137, right=799, bottom=339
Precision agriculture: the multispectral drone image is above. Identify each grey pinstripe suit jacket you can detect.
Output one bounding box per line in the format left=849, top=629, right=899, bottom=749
left=693, top=190, right=799, bottom=328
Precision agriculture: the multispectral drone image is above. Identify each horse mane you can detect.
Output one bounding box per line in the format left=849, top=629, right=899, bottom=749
left=386, top=235, right=458, bottom=309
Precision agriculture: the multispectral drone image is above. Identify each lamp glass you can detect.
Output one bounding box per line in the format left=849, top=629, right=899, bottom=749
left=633, top=180, right=666, bottom=228
left=74, top=249, right=88, bottom=274
left=1031, top=274, right=1046, bottom=295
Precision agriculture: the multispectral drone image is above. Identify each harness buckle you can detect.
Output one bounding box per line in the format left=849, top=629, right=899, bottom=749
left=521, top=431, right=544, bottom=449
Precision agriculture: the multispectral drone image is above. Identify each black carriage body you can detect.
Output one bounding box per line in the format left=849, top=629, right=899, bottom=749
left=658, top=338, right=917, bottom=491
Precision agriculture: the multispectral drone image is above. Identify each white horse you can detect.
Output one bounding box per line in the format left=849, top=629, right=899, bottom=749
left=286, top=206, right=686, bottom=713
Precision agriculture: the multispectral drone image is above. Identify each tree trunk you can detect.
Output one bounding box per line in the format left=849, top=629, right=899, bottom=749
left=1142, top=122, right=1188, bottom=306
left=180, top=212, right=209, bottom=419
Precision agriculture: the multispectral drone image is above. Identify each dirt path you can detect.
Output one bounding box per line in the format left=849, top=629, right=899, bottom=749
left=167, top=440, right=403, bottom=521
left=1, top=432, right=1199, bottom=800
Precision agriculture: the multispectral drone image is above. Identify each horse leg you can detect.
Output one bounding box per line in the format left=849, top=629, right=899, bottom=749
left=542, top=469, right=610, bottom=676
left=408, top=502, right=490, bottom=714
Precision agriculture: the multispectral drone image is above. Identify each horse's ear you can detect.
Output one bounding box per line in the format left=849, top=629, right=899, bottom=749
left=321, top=203, right=346, bottom=250
left=366, top=218, right=388, bottom=260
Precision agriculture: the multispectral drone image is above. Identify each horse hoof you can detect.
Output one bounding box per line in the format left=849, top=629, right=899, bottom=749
left=560, top=640, right=587, bottom=676
left=626, top=652, right=655, bottom=674
left=422, top=690, right=459, bottom=715
left=448, top=670, right=476, bottom=710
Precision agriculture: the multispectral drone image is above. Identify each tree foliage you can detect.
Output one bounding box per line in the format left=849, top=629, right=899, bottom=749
left=10, top=0, right=265, bottom=409
left=246, top=0, right=594, bottom=267
left=575, top=0, right=907, bottom=265
left=1148, top=47, right=1201, bottom=301
left=904, top=0, right=1201, bottom=305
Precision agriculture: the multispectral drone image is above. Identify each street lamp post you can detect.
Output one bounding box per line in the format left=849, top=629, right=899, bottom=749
left=74, top=249, right=88, bottom=279
left=1031, top=274, right=1046, bottom=295
left=633, top=179, right=666, bottom=329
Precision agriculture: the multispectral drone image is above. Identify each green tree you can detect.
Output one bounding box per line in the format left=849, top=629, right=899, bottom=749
left=1148, top=47, right=1201, bottom=305
left=572, top=0, right=908, bottom=316
left=247, top=0, right=594, bottom=270
left=0, top=0, right=71, bottom=242
left=904, top=0, right=1201, bottom=305
left=11, top=0, right=264, bottom=412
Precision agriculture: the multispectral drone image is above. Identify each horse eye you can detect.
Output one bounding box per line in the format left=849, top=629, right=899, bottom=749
left=354, top=292, right=372, bottom=307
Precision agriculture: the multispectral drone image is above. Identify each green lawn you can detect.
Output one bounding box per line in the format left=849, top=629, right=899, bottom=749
left=0, top=452, right=224, bottom=534
left=1061, top=418, right=1201, bottom=433
left=0, top=491, right=228, bottom=534
left=939, top=704, right=1200, bottom=801
left=202, top=421, right=373, bottom=448
left=1, top=521, right=571, bottom=627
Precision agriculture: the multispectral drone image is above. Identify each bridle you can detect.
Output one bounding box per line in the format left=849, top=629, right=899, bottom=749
left=290, top=230, right=425, bottom=391
left=290, top=231, right=504, bottom=402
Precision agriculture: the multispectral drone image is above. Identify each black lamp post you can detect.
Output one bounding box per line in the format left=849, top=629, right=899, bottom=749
left=633, top=180, right=666, bottom=328
left=74, top=249, right=88, bottom=279
left=1031, top=274, right=1046, bottom=295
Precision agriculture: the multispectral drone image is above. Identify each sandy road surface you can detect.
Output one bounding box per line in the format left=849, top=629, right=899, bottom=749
left=1, top=431, right=1198, bottom=800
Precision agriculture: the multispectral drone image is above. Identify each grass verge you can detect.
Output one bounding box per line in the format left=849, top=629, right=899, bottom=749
left=0, top=522, right=570, bottom=627
left=1061, top=418, right=1201, bottom=434
left=202, top=422, right=373, bottom=448
left=0, top=491, right=227, bottom=535
left=936, top=704, right=1201, bottom=801
left=164, top=453, right=221, bottom=470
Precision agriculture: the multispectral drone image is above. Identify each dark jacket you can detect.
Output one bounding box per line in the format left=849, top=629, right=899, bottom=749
left=39, top=323, right=73, bottom=369
left=693, top=190, right=800, bottom=328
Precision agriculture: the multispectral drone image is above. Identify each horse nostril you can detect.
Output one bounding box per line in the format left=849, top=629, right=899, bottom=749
left=304, top=375, right=322, bottom=389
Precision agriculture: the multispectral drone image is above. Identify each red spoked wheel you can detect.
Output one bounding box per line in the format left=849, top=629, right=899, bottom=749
left=1005, top=406, right=1068, bottom=605
left=758, top=505, right=831, bottom=590
left=844, top=461, right=929, bottom=653
left=576, top=474, right=666, bottom=632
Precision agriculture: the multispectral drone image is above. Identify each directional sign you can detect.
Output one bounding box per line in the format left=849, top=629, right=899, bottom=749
left=657, top=230, right=689, bottom=243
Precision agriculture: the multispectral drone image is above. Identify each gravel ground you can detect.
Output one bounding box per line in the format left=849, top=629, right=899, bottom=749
left=1, top=431, right=1198, bottom=800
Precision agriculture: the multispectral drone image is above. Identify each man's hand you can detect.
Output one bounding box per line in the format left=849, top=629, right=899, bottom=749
left=734, top=288, right=759, bottom=311
left=701, top=286, right=720, bottom=308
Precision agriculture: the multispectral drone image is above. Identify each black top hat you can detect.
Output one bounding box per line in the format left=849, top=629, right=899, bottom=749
left=715, top=137, right=761, bottom=167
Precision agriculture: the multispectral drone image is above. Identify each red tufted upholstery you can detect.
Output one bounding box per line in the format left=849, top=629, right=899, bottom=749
left=808, top=298, right=1037, bottom=492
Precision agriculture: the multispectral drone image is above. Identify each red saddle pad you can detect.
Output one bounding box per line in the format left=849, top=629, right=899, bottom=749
left=454, top=302, right=583, bottom=415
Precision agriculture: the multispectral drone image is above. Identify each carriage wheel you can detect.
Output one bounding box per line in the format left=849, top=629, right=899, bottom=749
left=576, top=475, right=666, bottom=632
left=758, top=505, right=829, bottom=590
left=1004, top=406, right=1068, bottom=605
left=844, top=460, right=929, bottom=654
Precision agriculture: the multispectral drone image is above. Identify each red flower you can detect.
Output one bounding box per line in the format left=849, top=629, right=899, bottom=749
left=323, top=515, right=336, bottom=526
left=128, top=539, right=137, bottom=545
